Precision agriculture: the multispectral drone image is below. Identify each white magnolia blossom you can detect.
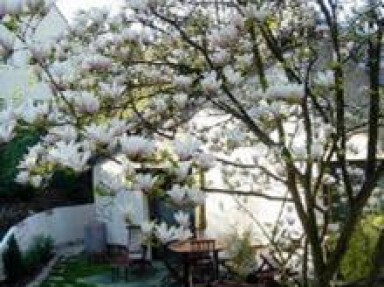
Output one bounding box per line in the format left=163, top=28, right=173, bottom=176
left=244, top=4, right=271, bottom=21
left=201, top=71, right=222, bottom=94
left=187, top=188, right=206, bottom=206
left=28, top=40, right=53, bottom=61
left=311, top=142, right=324, bottom=159
left=173, top=226, right=193, bottom=241
left=49, top=125, right=78, bottom=143
left=173, top=93, right=188, bottom=108
left=1, top=0, right=23, bottom=15
left=122, top=27, right=140, bottom=42
left=119, top=135, right=156, bottom=159
left=133, top=173, right=157, bottom=193
left=119, top=156, right=136, bottom=176
left=84, top=123, right=115, bottom=145
left=73, top=93, right=100, bottom=114
left=167, top=184, right=187, bottom=205
left=0, top=27, right=15, bottom=51
left=0, top=106, right=17, bottom=123
left=151, top=97, right=168, bottom=112
left=223, top=65, right=242, bottom=85
left=48, top=141, right=91, bottom=172
left=81, top=54, right=113, bottom=71
left=18, top=101, right=49, bottom=124
left=128, top=0, right=149, bottom=11
left=210, top=25, right=239, bottom=47
left=30, top=175, right=43, bottom=188
left=267, top=83, right=304, bottom=101
left=174, top=161, right=191, bottom=182
left=18, top=147, right=39, bottom=170
left=315, top=71, right=334, bottom=87
left=0, top=122, right=15, bottom=143
left=212, top=49, right=230, bottom=65
left=99, top=81, right=125, bottom=99
left=174, top=210, right=190, bottom=228
left=173, top=137, right=201, bottom=161
left=155, top=222, right=177, bottom=244
left=167, top=184, right=206, bottom=206
left=141, top=220, right=155, bottom=236
left=194, top=153, right=216, bottom=170
left=174, top=75, right=193, bottom=89
left=155, top=222, right=192, bottom=244
left=15, top=170, right=30, bottom=185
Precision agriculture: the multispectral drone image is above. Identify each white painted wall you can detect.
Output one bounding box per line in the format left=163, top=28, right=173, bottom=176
left=0, top=4, right=68, bottom=109
left=0, top=204, right=95, bottom=281
left=93, top=158, right=150, bottom=247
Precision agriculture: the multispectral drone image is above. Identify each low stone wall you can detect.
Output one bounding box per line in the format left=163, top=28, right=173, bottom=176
left=0, top=204, right=95, bottom=281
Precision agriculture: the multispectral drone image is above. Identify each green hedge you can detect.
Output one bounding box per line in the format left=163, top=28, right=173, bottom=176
left=334, top=214, right=384, bottom=282
left=0, top=132, right=92, bottom=202
left=0, top=132, right=39, bottom=200
left=2, top=234, right=54, bottom=284
left=2, top=235, right=24, bottom=283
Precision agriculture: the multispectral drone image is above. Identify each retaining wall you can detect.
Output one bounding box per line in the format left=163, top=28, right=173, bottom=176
left=0, top=204, right=95, bottom=281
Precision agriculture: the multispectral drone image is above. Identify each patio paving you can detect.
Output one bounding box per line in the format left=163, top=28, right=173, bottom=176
left=40, top=256, right=181, bottom=287
left=78, top=262, right=179, bottom=287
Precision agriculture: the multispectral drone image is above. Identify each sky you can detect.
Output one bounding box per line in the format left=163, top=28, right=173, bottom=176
left=56, top=0, right=125, bottom=22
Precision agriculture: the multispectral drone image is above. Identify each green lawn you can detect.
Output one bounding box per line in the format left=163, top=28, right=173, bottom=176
left=40, top=254, right=179, bottom=287
left=40, top=255, right=110, bottom=287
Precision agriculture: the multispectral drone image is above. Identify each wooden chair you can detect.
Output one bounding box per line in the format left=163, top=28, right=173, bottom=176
left=247, top=251, right=299, bottom=286
left=126, top=225, right=152, bottom=274
left=189, top=239, right=217, bottom=286
left=110, top=246, right=132, bottom=281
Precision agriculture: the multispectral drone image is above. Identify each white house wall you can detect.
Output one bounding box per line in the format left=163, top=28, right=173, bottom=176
left=0, top=4, right=68, bottom=109
left=93, top=159, right=150, bottom=247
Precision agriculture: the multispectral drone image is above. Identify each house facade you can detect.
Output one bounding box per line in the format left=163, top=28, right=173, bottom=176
left=0, top=3, right=68, bottom=110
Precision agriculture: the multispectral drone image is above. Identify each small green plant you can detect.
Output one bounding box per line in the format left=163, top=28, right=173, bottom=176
left=329, top=214, right=384, bottom=282
left=223, top=228, right=258, bottom=280
left=24, top=235, right=54, bottom=273
left=2, top=235, right=24, bottom=283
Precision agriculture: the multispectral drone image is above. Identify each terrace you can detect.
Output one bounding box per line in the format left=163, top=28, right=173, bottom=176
left=0, top=1, right=384, bottom=287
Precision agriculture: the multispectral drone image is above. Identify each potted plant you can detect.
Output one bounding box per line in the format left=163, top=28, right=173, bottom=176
left=217, top=228, right=259, bottom=286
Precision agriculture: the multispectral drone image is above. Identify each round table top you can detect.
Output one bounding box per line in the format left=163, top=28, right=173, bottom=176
left=168, top=239, right=225, bottom=253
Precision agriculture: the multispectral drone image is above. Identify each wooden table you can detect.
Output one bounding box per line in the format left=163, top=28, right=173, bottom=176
left=168, top=239, right=224, bottom=287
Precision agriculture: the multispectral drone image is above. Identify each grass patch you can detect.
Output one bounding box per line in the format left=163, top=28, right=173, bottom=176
left=40, top=255, right=110, bottom=287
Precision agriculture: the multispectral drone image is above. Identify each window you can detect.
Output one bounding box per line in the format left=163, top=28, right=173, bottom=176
left=0, top=97, right=6, bottom=111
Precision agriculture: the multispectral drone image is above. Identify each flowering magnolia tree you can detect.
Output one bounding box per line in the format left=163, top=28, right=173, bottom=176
left=93, top=136, right=210, bottom=245
left=0, top=0, right=384, bottom=286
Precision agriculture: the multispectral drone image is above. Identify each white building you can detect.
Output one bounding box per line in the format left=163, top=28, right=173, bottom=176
left=0, top=3, right=68, bottom=110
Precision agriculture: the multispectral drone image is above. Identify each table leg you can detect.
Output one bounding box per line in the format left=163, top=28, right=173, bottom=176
left=183, top=254, right=190, bottom=287
left=214, top=250, right=219, bottom=280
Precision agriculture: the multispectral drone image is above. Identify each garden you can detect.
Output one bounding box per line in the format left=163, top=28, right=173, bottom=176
left=0, top=0, right=384, bottom=287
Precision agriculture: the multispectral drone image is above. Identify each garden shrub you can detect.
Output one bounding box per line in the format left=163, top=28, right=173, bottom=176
left=223, top=228, right=258, bottom=280
left=0, top=131, right=39, bottom=200
left=0, top=130, right=92, bottom=202
left=23, top=235, right=54, bottom=273
left=337, top=214, right=384, bottom=282
left=2, top=235, right=24, bottom=283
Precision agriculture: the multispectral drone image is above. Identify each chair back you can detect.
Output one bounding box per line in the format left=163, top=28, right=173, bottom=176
left=127, top=225, right=143, bottom=255
left=191, top=239, right=215, bottom=253
left=189, top=239, right=217, bottom=284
